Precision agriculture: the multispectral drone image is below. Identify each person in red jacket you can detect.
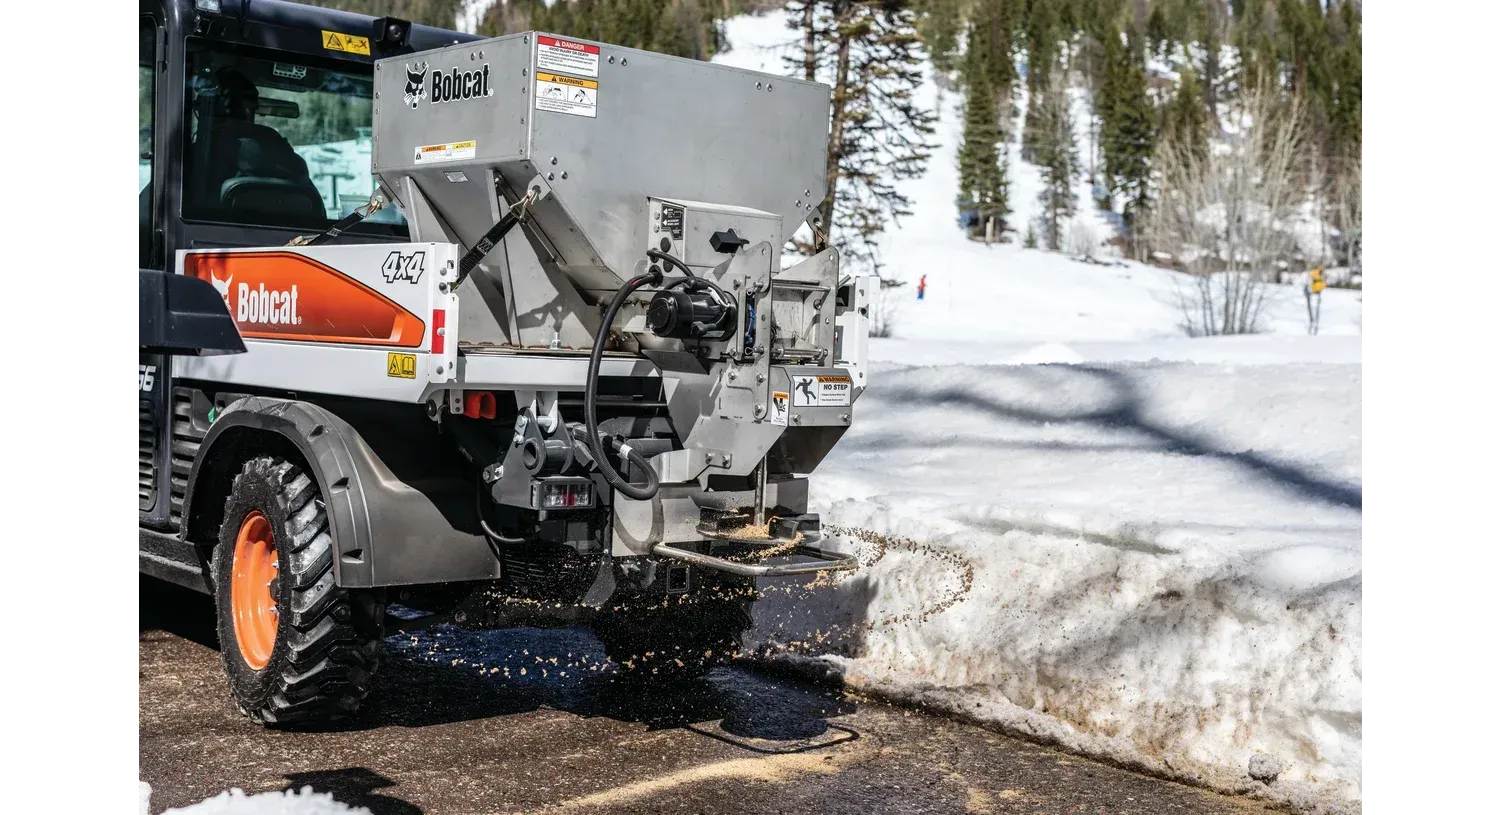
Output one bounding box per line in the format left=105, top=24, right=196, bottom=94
left=917, top=274, right=927, bottom=301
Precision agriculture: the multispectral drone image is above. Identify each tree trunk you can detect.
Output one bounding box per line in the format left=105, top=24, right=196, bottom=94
left=802, top=0, right=817, bottom=82
left=817, top=3, right=853, bottom=248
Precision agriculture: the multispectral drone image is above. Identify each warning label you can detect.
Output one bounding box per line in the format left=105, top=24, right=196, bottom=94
left=770, top=391, right=789, bottom=426
left=413, top=140, right=476, bottom=164
left=321, top=30, right=370, bottom=56
left=792, top=375, right=852, bottom=407
left=387, top=353, right=416, bottom=380
left=535, top=72, right=598, bottom=118
left=537, top=35, right=600, bottom=78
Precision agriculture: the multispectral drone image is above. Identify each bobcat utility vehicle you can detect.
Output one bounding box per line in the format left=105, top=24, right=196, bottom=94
left=139, top=0, right=872, bottom=724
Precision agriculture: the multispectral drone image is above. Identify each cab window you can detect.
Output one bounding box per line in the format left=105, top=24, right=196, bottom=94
left=181, top=40, right=406, bottom=237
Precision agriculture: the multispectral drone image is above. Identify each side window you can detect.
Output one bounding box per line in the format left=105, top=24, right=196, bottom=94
left=181, top=42, right=407, bottom=237
left=140, top=17, right=157, bottom=267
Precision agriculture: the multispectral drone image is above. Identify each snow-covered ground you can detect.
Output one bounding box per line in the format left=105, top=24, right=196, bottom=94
left=717, top=10, right=1361, bottom=813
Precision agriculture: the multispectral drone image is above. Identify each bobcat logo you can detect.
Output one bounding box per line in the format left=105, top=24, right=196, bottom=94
left=209, top=271, right=233, bottom=300
left=403, top=62, right=429, bottom=109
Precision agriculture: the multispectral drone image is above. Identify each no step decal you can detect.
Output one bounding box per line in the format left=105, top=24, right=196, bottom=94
left=792, top=375, right=851, bottom=407
left=536, top=35, right=600, bottom=78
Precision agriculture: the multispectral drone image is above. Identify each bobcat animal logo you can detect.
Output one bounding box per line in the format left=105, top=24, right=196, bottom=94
left=209, top=271, right=233, bottom=301
left=404, top=62, right=429, bottom=109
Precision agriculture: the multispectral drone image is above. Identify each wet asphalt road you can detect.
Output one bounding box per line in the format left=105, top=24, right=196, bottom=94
left=140, top=576, right=1279, bottom=815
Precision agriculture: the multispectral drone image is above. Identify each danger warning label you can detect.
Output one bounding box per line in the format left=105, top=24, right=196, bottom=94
left=792, top=375, right=852, bottom=407
left=536, top=35, right=600, bottom=78
left=535, top=72, right=598, bottom=118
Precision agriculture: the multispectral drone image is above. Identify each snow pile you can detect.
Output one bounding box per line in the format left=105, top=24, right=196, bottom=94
left=749, top=361, right=1361, bottom=811
left=142, top=784, right=373, bottom=815
left=716, top=13, right=1360, bottom=811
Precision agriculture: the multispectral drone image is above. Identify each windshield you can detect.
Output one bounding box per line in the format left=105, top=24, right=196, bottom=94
left=182, top=39, right=405, bottom=237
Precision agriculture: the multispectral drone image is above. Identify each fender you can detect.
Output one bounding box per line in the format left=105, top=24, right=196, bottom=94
left=183, top=397, right=501, bottom=588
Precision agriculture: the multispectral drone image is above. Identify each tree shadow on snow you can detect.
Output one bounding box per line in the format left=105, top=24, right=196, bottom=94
left=868, top=364, right=1361, bottom=511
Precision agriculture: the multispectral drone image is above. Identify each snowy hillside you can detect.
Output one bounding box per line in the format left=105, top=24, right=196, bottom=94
left=716, top=10, right=1361, bottom=813
left=712, top=12, right=1358, bottom=363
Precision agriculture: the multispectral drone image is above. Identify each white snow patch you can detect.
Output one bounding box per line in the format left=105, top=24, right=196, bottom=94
left=144, top=785, right=374, bottom=815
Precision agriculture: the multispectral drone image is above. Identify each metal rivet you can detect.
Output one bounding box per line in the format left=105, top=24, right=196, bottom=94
left=756, top=82, right=763, bottom=90
left=754, top=405, right=766, bottom=418
left=436, top=365, right=444, bottom=375
left=621, top=58, right=628, bottom=66
left=793, top=414, right=801, bottom=424
left=767, top=84, right=773, bottom=92
left=547, top=172, right=555, bottom=181
left=437, top=327, right=446, bottom=336
left=551, top=157, right=558, bottom=165
left=756, top=373, right=765, bottom=383
left=728, top=370, right=737, bottom=380
left=609, top=55, right=616, bottom=64
left=561, top=171, right=568, bottom=179
left=523, top=68, right=528, bottom=76
left=524, top=35, right=529, bottom=43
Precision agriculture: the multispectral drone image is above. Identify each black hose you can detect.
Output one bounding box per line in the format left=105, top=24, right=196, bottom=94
left=586, top=270, right=663, bottom=501
left=648, top=249, right=735, bottom=307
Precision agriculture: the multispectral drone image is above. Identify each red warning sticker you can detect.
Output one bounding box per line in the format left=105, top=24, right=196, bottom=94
left=537, top=35, right=601, bottom=79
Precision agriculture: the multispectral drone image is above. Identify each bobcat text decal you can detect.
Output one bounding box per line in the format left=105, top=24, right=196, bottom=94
left=185, top=252, right=425, bottom=347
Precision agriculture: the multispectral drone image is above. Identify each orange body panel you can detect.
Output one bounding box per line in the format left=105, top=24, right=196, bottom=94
left=185, top=251, right=426, bottom=347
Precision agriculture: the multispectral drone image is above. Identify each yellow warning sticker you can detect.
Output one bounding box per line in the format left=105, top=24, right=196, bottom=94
left=387, top=352, right=416, bottom=379
left=322, top=30, right=371, bottom=56
left=535, top=72, right=598, bottom=119
left=536, top=72, right=598, bottom=90
left=413, top=140, right=477, bottom=164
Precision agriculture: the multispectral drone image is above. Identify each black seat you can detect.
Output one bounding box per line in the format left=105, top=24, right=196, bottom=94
left=220, top=177, right=326, bottom=223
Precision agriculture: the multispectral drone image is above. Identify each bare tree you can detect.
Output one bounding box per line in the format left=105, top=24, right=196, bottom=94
left=1148, top=84, right=1307, bottom=336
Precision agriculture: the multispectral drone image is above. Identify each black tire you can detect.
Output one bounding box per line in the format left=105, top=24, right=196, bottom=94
left=592, top=576, right=756, bottom=680
left=212, top=456, right=383, bottom=724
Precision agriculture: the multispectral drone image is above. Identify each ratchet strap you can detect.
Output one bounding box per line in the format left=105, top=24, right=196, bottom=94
left=287, top=194, right=386, bottom=247
left=455, top=191, right=535, bottom=285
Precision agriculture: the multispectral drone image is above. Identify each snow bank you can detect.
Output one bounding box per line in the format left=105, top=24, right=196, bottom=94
left=716, top=12, right=1360, bottom=812
left=748, top=361, right=1361, bottom=811
left=141, top=783, right=373, bottom=815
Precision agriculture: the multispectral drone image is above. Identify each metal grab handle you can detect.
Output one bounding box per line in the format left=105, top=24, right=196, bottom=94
left=651, top=543, right=858, bottom=578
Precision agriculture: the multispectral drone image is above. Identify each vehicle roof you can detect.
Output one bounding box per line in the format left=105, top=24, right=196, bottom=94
left=154, top=0, right=484, bottom=63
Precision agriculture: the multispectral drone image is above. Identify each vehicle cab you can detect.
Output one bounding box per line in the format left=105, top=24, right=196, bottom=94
left=138, top=0, right=481, bottom=271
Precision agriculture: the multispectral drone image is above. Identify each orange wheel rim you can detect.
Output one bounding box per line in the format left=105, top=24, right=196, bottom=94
left=231, top=511, right=278, bottom=671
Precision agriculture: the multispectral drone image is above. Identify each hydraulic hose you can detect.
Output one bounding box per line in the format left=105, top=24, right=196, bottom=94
left=586, top=269, right=664, bottom=501
left=648, top=249, right=734, bottom=306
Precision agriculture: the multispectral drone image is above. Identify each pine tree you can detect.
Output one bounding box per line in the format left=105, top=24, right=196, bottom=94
left=957, top=20, right=1010, bottom=241
left=791, top=1, right=938, bottom=269
left=1020, top=0, right=1062, bottom=162
left=1032, top=72, right=1077, bottom=250
left=970, top=0, right=1022, bottom=128
left=1233, top=0, right=1278, bottom=90
left=1145, top=2, right=1171, bottom=57
left=1098, top=28, right=1154, bottom=246
left=915, top=0, right=966, bottom=77
left=1161, top=66, right=1208, bottom=165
